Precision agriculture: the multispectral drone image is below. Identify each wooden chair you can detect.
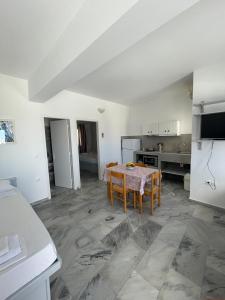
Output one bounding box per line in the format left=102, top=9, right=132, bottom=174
left=109, top=171, right=134, bottom=213
left=132, top=163, right=146, bottom=206
left=136, top=171, right=161, bottom=215
left=106, top=162, right=118, bottom=199
left=106, top=162, right=118, bottom=168
left=134, top=162, right=146, bottom=167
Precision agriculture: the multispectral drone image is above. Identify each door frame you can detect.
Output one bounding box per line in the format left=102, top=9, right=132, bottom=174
left=43, top=117, right=73, bottom=199
left=76, top=119, right=101, bottom=185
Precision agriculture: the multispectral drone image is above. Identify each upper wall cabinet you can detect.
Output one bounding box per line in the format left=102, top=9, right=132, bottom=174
left=142, top=122, right=159, bottom=136
left=158, top=120, right=180, bottom=136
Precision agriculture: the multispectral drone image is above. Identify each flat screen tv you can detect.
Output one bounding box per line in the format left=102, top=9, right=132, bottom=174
left=201, top=112, right=225, bottom=139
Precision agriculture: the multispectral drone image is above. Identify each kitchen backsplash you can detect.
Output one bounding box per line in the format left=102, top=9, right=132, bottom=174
left=122, top=134, right=192, bottom=153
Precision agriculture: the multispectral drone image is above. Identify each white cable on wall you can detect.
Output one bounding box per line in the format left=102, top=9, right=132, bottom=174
left=206, top=140, right=216, bottom=190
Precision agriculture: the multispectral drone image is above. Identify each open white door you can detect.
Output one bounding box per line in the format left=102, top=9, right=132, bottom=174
left=50, top=120, right=73, bottom=188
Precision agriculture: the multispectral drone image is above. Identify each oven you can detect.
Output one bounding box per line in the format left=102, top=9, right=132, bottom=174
left=143, top=155, right=158, bottom=168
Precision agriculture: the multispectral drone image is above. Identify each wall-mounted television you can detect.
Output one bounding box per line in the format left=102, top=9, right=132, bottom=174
left=201, top=112, right=225, bottom=140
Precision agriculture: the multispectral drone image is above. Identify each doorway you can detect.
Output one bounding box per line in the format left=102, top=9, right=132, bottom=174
left=77, top=120, right=99, bottom=184
left=44, top=117, right=73, bottom=197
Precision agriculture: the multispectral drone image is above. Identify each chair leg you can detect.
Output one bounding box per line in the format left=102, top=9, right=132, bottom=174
left=110, top=188, right=114, bottom=207
left=107, top=182, right=110, bottom=200
left=158, top=189, right=161, bottom=207
left=124, top=193, right=127, bottom=213
left=133, top=191, right=136, bottom=209
left=150, top=193, right=154, bottom=215
left=139, top=194, right=143, bottom=214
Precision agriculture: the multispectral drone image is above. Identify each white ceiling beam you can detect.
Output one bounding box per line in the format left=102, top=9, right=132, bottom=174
left=29, top=0, right=200, bottom=102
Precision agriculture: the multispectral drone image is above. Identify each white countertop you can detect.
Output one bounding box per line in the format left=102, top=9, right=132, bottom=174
left=0, top=189, right=57, bottom=300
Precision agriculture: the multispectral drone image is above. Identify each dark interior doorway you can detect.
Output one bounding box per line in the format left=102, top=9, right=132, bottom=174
left=77, top=120, right=99, bottom=183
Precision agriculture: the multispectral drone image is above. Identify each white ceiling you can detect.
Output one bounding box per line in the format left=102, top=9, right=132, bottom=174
left=0, top=0, right=84, bottom=78
left=1, top=0, right=225, bottom=105
left=69, top=0, right=225, bottom=104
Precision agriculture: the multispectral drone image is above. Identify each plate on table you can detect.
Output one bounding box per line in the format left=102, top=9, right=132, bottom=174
left=126, top=162, right=135, bottom=170
left=126, top=166, right=135, bottom=170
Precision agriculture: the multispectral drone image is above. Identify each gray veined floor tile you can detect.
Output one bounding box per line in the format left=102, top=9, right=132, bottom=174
left=207, top=248, right=225, bottom=276
left=100, top=238, right=144, bottom=295
left=51, top=276, right=73, bottom=300
left=212, top=211, right=225, bottom=229
left=132, top=219, right=162, bottom=250
left=78, top=273, right=116, bottom=300
left=126, top=211, right=150, bottom=232
left=103, top=211, right=129, bottom=230
left=77, top=238, right=144, bottom=300
left=153, top=204, right=193, bottom=223
left=88, top=222, right=114, bottom=242
left=172, top=231, right=208, bottom=287
left=77, top=242, right=113, bottom=268
left=201, top=266, right=225, bottom=300
left=148, top=215, right=171, bottom=226
left=32, top=176, right=225, bottom=299
left=206, top=226, right=225, bottom=276
left=184, top=217, right=211, bottom=246
left=158, top=268, right=201, bottom=300
left=62, top=252, right=108, bottom=299
left=116, top=271, right=159, bottom=300
left=102, top=219, right=133, bottom=250
left=78, top=209, right=114, bottom=231
left=136, top=239, right=177, bottom=290
left=157, top=220, right=187, bottom=248
left=192, top=205, right=216, bottom=224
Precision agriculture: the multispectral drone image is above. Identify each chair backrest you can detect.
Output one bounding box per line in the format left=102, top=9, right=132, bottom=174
left=151, top=171, right=161, bottom=189
left=106, top=162, right=118, bottom=168
left=109, top=171, right=126, bottom=193
left=134, top=162, right=146, bottom=167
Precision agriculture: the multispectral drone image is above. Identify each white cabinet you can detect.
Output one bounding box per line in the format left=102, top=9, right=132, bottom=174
left=142, top=122, right=158, bottom=135
left=158, top=120, right=180, bottom=136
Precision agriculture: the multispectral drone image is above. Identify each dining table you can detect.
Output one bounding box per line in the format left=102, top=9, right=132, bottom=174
left=104, top=164, right=159, bottom=195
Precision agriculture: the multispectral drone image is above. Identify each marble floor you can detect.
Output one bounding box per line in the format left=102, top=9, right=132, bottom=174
left=33, top=174, right=225, bottom=300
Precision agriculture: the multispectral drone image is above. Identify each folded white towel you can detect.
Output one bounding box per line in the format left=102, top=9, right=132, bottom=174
left=0, top=235, right=27, bottom=271
left=0, top=180, right=14, bottom=193
left=0, top=236, right=9, bottom=257
left=0, top=235, right=21, bottom=265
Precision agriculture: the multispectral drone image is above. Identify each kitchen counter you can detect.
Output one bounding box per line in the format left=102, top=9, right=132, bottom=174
left=135, top=151, right=161, bottom=155
left=136, top=150, right=191, bottom=155
left=160, top=152, right=191, bottom=164
left=135, top=151, right=191, bottom=176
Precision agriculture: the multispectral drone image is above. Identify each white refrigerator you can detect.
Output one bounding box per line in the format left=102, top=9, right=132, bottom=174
left=122, top=139, right=141, bottom=163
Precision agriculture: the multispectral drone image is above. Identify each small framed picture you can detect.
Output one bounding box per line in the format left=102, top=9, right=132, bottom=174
left=0, top=120, right=15, bottom=144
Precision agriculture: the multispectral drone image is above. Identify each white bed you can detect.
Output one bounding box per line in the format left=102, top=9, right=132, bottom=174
left=79, top=152, right=98, bottom=174
left=0, top=184, right=59, bottom=300
left=79, top=152, right=98, bottom=163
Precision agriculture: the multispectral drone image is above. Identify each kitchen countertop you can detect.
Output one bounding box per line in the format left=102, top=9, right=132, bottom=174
left=135, top=151, right=191, bottom=156
left=135, top=151, right=191, bottom=165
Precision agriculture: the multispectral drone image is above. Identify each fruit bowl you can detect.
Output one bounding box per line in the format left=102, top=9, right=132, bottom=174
left=126, top=162, right=135, bottom=170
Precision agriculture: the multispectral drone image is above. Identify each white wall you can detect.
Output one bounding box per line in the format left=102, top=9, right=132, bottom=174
left=0, top=74, right=129, bottom=203
left=191, top=62, right=225, bottom=209
left=127, top=79, right=192, bottom=135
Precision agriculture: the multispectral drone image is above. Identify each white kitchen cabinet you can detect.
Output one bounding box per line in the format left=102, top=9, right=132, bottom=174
left=158, top=120, right=180, bottom=136
left=142, top=122, right=158, bottom=135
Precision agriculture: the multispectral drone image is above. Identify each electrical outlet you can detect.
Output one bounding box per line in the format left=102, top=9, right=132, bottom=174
left=205, top=180, right=213, bottom=184
left=205, top=180, right=216, bottom=190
